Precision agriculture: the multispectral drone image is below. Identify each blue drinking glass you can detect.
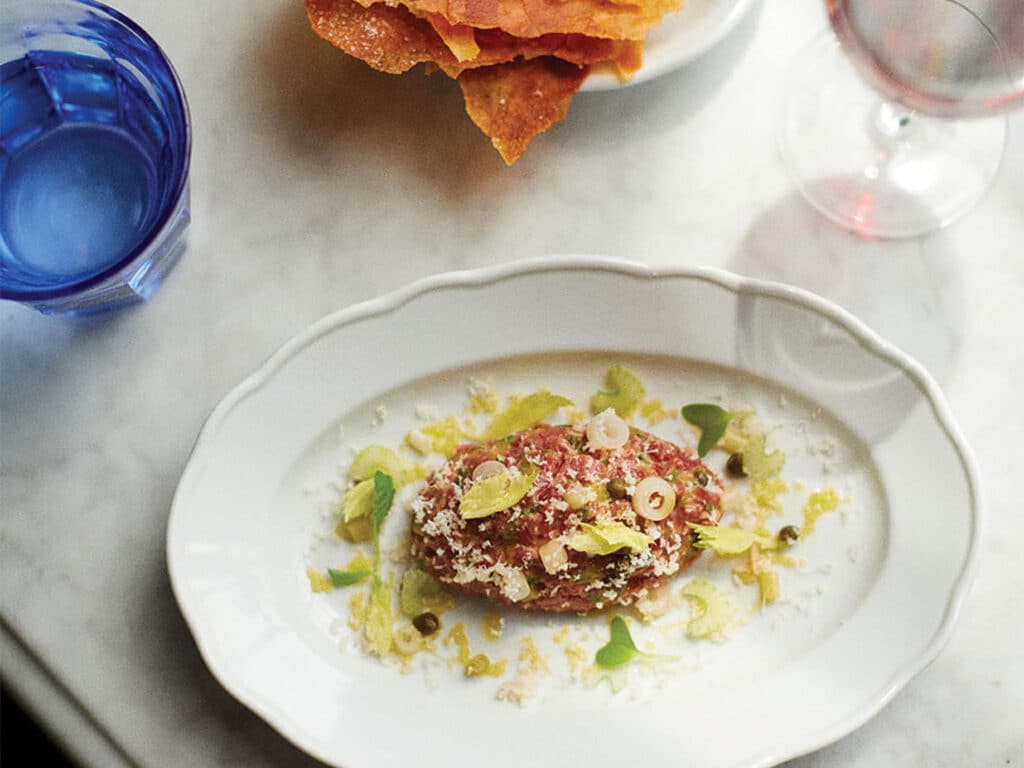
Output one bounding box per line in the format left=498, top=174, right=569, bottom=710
left=1, top=0, right=191, bottom=314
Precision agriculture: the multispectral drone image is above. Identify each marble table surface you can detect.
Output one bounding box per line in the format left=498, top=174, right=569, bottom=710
left=2, top=0, right=1022, bottom=765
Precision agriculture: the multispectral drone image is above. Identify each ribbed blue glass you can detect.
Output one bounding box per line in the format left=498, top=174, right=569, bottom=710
left=0, top=0, right=190, bottom=313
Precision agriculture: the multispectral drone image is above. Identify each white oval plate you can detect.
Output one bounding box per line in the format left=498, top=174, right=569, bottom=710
left=581, top=0, right=758, bottom=91
left=168, top=257, right=980, bottom=768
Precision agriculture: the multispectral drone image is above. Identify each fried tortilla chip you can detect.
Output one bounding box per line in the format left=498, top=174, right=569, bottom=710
left=362, top=0, right=684, bottom=40
left=459, top=57, right=588, bottom=164
left=305, top=0, right=645, bottom=162
left=473, top=28, right=642, bottom=76
left=423, top=12, right=481, bottom=61
left=306, top=0, right=452, bottom=74
left=307, top=0, right=641, bottom=77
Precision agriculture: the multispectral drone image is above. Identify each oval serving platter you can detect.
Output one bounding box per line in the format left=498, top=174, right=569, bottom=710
left=167, top=257, right=980, bottom=768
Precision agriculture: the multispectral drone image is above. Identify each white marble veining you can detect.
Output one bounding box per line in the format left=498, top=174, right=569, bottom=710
left=1, top=0, right=1022, bottom=765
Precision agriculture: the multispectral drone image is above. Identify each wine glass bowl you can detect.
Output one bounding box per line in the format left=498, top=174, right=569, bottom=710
left=828, top=0, right=1024, bottom=117
left=781, top=0, right=1024, bottom=238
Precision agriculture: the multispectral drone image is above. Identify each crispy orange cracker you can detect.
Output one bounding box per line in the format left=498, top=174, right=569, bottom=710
left=459, top=57, right=588, bottom=164
left=307, top=0, right=641, bottom=78
left=424, top=12, right=482, bottom=61
left=363, top=0, right=684, bottom=41
left=305, top=0, right=643, bottom=162
left=306, top=0, right=453, bottom=74
left=474, top=28, right=642, bottom=76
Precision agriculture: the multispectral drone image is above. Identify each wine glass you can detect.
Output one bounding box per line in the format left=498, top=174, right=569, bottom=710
left=780, top=0, right=1024, bottom=238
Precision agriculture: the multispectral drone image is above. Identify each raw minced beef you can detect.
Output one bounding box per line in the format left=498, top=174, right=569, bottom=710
left=410, top=423, right=722, bottom=612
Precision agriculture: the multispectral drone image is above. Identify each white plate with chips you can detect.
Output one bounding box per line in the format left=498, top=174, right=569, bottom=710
left=582, top=0, right=758, bottom=91
left=168, top=256, right=980, bottom=768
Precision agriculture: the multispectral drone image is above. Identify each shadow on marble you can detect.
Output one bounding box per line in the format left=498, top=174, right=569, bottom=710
left=252, top=3, right=507, bottom=196
left=727, top=186, right=966, bottom=393
left=149, top=563, right=331, bottom=767
left=560, top=0, right=763, bottom=154
left=0, top=304, right=139, bottom=432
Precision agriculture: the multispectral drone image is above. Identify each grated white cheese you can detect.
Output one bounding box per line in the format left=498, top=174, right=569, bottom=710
left=411, top=494, right=433, bottom=524
left=497, top=639, right=549, bottom=706
left=452, top=561, right=530, bottom=602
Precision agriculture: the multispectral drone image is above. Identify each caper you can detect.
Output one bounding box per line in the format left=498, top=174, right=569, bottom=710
left=606, top=478, right=629, bottom=499
left=465, top=654, right=491, bottom=677
left=778, top=525, right=800, bottom=546
left=693, top=467, right=709, bottom=487
left=726, top=452, right=746, bottom=477
left=412, top=611, right=440, bottom=636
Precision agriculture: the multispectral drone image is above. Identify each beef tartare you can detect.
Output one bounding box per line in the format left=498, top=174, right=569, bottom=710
left=410, top=411, right=723, bottom=612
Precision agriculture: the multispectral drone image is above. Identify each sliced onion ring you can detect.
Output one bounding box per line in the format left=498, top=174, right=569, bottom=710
left=586, top=409, right=629, bottom=450
left=632, top=476, right=677, bottom=521
left=472, top=460, right=508, bottom=482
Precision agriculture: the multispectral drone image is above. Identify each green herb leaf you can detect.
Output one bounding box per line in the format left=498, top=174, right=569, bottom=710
left=327, top=568, right=371, bottom=587
left=682, top=403, right=735, bottom=457
left=356, top=472, right=398, bottom=657
left=595, top=616, right=680, bottom=669
left=370, top=471, right=396, bottom=574
left=595, top=642, right=636, bottom=669
left=608, top=614, right=636, bottom=649
left=595, top=617, right=639, bottom=669
left=371, top=471, right=395, bottom=539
